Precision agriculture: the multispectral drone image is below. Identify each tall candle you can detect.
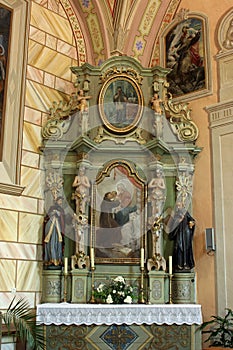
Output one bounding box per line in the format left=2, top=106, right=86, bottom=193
left=90, top=248, right=95, bottom=268
left=140, top=248, right=144, bottom=268
left=169, top=255, right=172, bottom=275
left=64, top=257, right=68, bottom=274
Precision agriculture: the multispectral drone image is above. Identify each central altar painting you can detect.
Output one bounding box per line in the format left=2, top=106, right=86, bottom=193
left=92, top=160, right=146, bottom=264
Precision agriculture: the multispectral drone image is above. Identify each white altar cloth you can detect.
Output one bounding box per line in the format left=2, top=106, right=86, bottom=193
left=37, top=303, right=202, bottom=326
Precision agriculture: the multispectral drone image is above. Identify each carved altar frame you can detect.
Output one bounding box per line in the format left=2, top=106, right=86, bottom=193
left=91, top=159, right=147, bottom=265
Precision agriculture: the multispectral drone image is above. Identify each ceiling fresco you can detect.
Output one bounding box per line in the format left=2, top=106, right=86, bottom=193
left=62, top=0, right=181, bottom=67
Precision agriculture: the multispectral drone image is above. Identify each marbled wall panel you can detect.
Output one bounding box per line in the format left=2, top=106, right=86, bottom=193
left=0, top=292, right=35, bottom=309
left=30, top=25, right=46, bottom=45
left=28, top=41, right=72, bottom=81
left=57, top=39, right=77, bottom=59
left=24, top=106, right=42, bottom=126
left=38, top=199, right=45, bottom=215
left=25, top=80, right=68, bottom=112
left=46, top=33, right=57, bottom=50
left=31, top=2, right=73, bottom=44
left=0, top=210, right=18, bottom=241
left=23, top=121, right=42, bottom=153
left=47, top=0, right=59, bottom=14
left=0, top=194, right=37, bottom=213
left=21, top=166, right=44, bottom=199
left=55, top=77, right=76, bottom=95
left=21, top=150, right=40, bottom=168
left=0, top=260, right=16, bottom=291
left=27, top=65, right=44, bottom=84
left=34, top=0, right=48, bottom=8
left=19, top=212, right=43, bottom=244
left=17, top=261, right=42, bottom=291
left=44, top=72, right=55, bottom=88
left=0, top=242, right=37, bottom=260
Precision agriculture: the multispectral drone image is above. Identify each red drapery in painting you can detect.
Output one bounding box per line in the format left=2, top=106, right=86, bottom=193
left=114, top=165, right=142, bottom=189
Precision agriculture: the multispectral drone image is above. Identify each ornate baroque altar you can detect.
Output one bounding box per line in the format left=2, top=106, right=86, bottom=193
left=39, top=56, right=202, bottom=350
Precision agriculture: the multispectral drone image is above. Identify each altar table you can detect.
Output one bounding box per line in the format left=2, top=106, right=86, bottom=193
left=37, top=303, right=202, bottom=326
left=37, top=303, right=203, bottom=350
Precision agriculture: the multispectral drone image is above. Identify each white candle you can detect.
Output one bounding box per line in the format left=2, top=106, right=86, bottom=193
left=90, top=248, right=95, bottom=268
left=64, top=257, right=68, bottom=274
left=140, top=248, right=144, bottom=268
left=169, top=255, right=172, bottom=275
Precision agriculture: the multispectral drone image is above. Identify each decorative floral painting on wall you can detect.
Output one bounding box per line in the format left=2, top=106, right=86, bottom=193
left=165, top=17, right=206, bottom=98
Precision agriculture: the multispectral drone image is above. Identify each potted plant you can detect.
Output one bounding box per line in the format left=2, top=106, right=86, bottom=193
left=200, top=308, right=233, bottom=348
left=1, top=297, right=45, bottom=350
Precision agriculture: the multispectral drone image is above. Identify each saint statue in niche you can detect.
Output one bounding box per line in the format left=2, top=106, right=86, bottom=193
left=72, top=165, right=91, bottom=215
left=168, top=202, right=195, bottom=271
left=43, top=197, right=65, bottom=269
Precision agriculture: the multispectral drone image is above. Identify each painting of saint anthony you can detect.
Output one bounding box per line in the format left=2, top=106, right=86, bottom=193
left=165, top=18, right=205, bottom=97
left=95, top=167, right=142, bottom=261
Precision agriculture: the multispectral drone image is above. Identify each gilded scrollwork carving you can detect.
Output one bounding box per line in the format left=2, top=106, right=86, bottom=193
left=42, top=91, right=89, bottom=140
left=46, top=172, right=64, bottom=201
left=100, top=66, right=143, bottom=85
left=42, top=117, right=72, bottom=141
left=94, top=126, right=147, bottom=145
left=71, top=251, right=90, bottom=270
left=163, top=93, right=199, bottom=142
left=175, top=161, right=194, bottom=208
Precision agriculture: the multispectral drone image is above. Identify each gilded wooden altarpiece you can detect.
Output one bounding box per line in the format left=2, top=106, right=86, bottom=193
left=41, top=55, right=201, bottom=306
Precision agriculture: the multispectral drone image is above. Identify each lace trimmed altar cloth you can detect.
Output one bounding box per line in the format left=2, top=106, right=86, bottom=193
left=37, top=303, right=202, bottom=326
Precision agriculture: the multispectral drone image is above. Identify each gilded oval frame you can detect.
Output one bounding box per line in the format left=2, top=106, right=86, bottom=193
left=98, top=75, right=143, bottom=134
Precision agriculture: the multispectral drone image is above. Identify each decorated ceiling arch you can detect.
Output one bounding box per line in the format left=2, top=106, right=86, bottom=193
left=61, top=0, right=181, bottom=67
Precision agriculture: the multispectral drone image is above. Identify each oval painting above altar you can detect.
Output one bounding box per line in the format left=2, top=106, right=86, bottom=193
left=98, top=75, right=143, bottom=134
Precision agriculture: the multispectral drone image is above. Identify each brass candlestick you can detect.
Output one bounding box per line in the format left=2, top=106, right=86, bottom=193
left=139, top=266, right=146, bottom=304
left=63, top=272, right=68, bottom=302
left=89, top=266, right=96, bottom=303
left=169, top=273, right=173, bottom=304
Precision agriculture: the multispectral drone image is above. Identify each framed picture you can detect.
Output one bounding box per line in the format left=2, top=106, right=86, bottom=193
left=0, top=6, right=11, bottom=156
left=92, top=160, right=146, bottom=264
left=98, top=75, right=143, bottom=134
left=161, top=15, right=211, bottom=101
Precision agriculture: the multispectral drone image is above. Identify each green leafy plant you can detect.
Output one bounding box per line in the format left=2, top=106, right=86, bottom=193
left=200, top=308, right=233, bottom=348
left=1, top=297, right=45, bottom=350
left=94, top=276, right=138, bottom=304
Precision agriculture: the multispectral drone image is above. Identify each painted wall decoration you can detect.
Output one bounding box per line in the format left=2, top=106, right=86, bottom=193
left=165, top=17, right=206, bottom=98
left=0, top=6, right=11, bottom=154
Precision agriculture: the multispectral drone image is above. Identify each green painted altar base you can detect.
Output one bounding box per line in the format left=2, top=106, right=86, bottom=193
left=45, top=323, right=202, bottom=350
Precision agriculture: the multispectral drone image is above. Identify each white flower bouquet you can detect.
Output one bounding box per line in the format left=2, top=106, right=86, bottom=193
left=94, top=276, right=138, bottom=304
